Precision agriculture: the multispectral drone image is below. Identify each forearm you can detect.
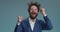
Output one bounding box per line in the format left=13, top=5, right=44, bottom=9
left=14, top=22, right=22, bottom=32
left=43, top=16, right=53, bottom=30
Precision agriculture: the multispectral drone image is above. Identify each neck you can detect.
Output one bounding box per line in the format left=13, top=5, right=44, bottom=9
left=30, top=17, right=36, bottom=22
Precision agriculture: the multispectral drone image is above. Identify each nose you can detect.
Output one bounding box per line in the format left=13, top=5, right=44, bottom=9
left=32, top=9, right=36, bottom=12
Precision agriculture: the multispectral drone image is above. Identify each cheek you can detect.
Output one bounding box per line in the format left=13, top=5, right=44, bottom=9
left=35, top=9, right=38, bottom=13
left=30, top=10, right=32, bottom=12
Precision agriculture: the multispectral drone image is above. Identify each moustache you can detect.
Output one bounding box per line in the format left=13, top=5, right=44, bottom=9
left=30, top=12, right=37, bottom=14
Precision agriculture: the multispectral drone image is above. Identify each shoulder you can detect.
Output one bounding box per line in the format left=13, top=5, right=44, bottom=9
left=21, top=18, right=28, bottom=23
left=37, top=19, right=43, bottom=21
left=36, top=19, right=44, bottom=23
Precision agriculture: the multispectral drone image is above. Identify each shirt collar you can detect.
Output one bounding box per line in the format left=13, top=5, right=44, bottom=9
left=29, top=17, right=36, bottom=22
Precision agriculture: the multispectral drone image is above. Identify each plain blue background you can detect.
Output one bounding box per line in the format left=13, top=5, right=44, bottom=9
left=0, top=0, right=60, bottom=32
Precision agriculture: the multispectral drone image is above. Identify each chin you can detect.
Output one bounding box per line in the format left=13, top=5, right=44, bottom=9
left=30, top=16, right=37, bottom=19
left=30, top=14, right=38, bottom=19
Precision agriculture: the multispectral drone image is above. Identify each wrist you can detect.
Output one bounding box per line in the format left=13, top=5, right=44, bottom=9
left=43, top=13, right=47, bottom=16
left=17, top=22, right=20, bottom=25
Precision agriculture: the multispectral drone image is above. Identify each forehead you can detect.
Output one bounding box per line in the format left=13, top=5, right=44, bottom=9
left=30, top=5, right=38, bottom=9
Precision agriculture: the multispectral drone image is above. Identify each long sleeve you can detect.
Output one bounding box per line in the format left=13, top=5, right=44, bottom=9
left=14, top=23, right=23, bottom=32
left=42, top=16, right=53, bottom=30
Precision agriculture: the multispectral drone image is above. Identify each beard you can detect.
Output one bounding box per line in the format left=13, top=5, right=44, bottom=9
left=29, top=12, right=38, bottom=19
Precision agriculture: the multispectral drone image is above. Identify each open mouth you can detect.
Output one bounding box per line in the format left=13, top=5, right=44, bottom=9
left=31, top=12, right=37, bottom=16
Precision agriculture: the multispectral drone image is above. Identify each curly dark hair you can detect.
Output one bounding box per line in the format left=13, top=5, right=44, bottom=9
left=28, top=2, right=40, bottom=12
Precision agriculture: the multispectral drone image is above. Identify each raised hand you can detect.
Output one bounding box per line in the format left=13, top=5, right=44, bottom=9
left=40, top=8, right=47, bottom=16
left=18, top=16, right=23, bottom=23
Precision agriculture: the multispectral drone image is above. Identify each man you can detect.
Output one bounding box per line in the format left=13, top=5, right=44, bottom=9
left=14, top=2, right=53, bottom=32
